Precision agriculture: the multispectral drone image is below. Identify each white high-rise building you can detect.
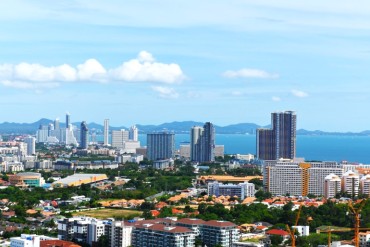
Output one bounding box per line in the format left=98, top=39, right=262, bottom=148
left=361, top=174, right=370, bottom=196
left=111, top=130, right=129, bottom=149
left=208, top=182, right=255, bottom=199
left=324, top=173, right=341, bottom=198
left=65, top=127, right=78, bottom=146
left=104, top=220, right=133, bottom=247
left=129, top=125, right=138, bottom=141
left=24, top=136, right=36, bottom=155
left=342, top=170, right=359, bottom=197
left=104, top=119, right=109, bottom=146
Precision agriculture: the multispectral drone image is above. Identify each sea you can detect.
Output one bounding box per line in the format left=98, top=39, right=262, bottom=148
left=96, top=134, right=370, bottom=164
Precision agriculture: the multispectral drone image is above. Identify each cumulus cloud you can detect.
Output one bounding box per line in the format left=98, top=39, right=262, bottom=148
left=151, top=86, right=179, bottom=99
left=0, top=51, right=185, bottom=89
left=223, top=68, right=278, bottom=79
left=272, top=96, right=281, bottom=101
left=291, top=89, right=308, bottom=98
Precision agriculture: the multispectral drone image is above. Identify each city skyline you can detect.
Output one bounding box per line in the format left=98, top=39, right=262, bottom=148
left=0, top=1, right=370, bottom=131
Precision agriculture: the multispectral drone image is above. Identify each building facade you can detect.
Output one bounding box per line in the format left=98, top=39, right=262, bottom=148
left=257, top=111, right=296, bottom=160
left=324, top=173, right=341, bottom=198
left=104, top=119, right=109, bottom=146
left=147, top=132, right=175, bottom=161
left=190, top=122, right=215, bottom=163
left=208, top=182, right=255, bottom=200
left=80, top=121, right=88, bottom=149
left=111, top=130, right=130, bottom=149
left=132, top=224, right=195, bottom=247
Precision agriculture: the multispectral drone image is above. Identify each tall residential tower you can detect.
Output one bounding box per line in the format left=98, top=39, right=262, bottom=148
left=257, top=111, right=296, bottom=160
left=190, top=122, right=215, bottom=162
left=80, top=121, right=89, bottom=149
left=104, top=119, right=109, bottom=146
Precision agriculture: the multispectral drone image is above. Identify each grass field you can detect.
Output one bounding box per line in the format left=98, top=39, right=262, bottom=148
left=73, top=208, right=142, bottom=219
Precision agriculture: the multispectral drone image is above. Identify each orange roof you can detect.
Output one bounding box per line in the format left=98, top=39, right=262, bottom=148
left=150, top=210, right=160, bottom=217
left=172, top=208, right=184, bottom=214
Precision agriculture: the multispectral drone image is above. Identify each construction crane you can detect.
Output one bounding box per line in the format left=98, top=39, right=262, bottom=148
left=319, top=199, right=368, bottom=247
left=285, top=204, right=303, bottom=247
left=348, top=199, right=367, bottom=247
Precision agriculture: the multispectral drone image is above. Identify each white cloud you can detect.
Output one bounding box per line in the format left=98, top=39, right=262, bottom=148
left=152, top=86, right=179, bottom=99
left=231, top=91, right=244, bottom=96
left=291, top=89, right=308, bottom=98
left=223, top=68, right=278, bottom=79
left=109, top=51, right=184, bottom=84
left=0, top=51, right=185, bottom=89
left=272, top=96, right=281, bottom=101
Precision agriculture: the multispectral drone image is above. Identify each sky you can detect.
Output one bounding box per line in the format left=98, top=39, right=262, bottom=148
left=0, top=1, right=370, bottom=131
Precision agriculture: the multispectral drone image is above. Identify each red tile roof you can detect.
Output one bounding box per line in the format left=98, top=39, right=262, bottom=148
left=266, top=229, right=289, bottom=236
left=177, top=218, right=205, bottom=225
left=203, top=220, right=236, bottom=227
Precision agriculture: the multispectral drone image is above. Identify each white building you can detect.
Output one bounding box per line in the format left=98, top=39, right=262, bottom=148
left=361, top=175, right=370, bottom=197
left=208, top=182, right=255, bottom=200
left=292, top=226, right=309, bottom=236
left=111, top=130, right=129, bottom=149
left=342, top=170, right=359, bottom=197
left=359, top=231, right=370, bottom=247
left=121, top=141, right=140, bottom=154
left=129, top=125, right=138, bottom=141
left=24, top=136, right=36, bottom=155
left=180, top=144, right=191, bottom=159
left=324, top=174, right=341, bottom=198
left=10, top=234, right=57, bottom=247
left=65, top=126, right=78, bottom=146
left=264, top=161, right=343, bottom=196
left=235, top=154, right=255, bottom=161
left=87, top=218, right=105, bottom=246
left=104, top=119, right=109, bottom=146
left=104, top=220, right=133, bottom=247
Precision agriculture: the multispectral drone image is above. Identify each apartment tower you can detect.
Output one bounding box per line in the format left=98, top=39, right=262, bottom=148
left=257, top=111, right=296, bottom=160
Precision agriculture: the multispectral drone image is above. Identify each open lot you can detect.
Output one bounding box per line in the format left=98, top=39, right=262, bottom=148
left=73, top=208, right=142, bottom=219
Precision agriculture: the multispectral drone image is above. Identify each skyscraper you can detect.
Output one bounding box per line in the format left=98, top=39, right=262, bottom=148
left=80, top=121, right=89, bottom=149
left=24, top=136, right=36, bottom=155
left=129, top=125, right=138, bottom=141
left=104, top=119, right=109, bottom=146
left=147, top=132, right=175, bottom=161
left=54, top=118, right=60, bottom=130
left=190, top=122, right=215, bottom=162
left=257, top=111, right=296, bottom=160
left=66, top=112, right=71, bottom=128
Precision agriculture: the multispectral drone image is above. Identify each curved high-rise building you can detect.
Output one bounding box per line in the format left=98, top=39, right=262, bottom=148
left=190, top=122, right=215, bottom=162
left=129, top=125, right=138, bottom=141
left=80, top=121, right=89, bottom=149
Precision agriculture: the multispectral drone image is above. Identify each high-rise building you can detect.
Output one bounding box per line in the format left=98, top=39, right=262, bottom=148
left=104, top=119, right=109, bottom=146
left=111, top=130, right=129, bottom=149
left=361, top=174, right=370, bottom=196
left=24, top=136, right=36, bottom=155
left=263, top=160, right=343, bottom=196
left=54, top=118, right=60, bottom=130
left=66, top=112, right=71, bottom=128
left=80, top=121, right=89, bottom=149
left=147, top=132, right=175, bottom=161
left=129, top=125, right=138, bottom=141
left=190, top=122, right=215, bottom=162
left=36, top=125, right=49, bottom=143
left=324, top=173, right=341, bottom=198
left=104, top=220, right=133, bottom=247
left=257, top=111, right=296, bottom=160
left=342, top=170, right=359, bottom=197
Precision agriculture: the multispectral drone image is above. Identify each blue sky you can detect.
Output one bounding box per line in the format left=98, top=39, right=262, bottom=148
left=0, top=1, right=370, bottom=131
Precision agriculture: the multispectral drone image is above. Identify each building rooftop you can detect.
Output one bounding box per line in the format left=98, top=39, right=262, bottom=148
left=177, top=218, right=205, bottom=225
left=203, top=220, right=236, bottom=228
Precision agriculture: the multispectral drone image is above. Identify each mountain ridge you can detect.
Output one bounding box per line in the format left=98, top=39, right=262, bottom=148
left=0, top=119, right=367, bottom=136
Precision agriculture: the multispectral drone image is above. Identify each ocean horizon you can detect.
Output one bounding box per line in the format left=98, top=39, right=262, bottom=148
left=97, top=134, right=370, bottom=164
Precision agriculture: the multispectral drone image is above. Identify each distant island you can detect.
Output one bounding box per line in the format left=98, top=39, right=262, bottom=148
left=0, top=119, right=368, bottom=136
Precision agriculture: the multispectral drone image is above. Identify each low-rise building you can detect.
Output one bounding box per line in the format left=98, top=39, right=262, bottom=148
left=132, top=223, right=195, bottom=247
left=9, top=172, right=45, bottom=187
left=208, top=182, right=255, bottom=200
left=201, top=220, right=240, bottom=247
